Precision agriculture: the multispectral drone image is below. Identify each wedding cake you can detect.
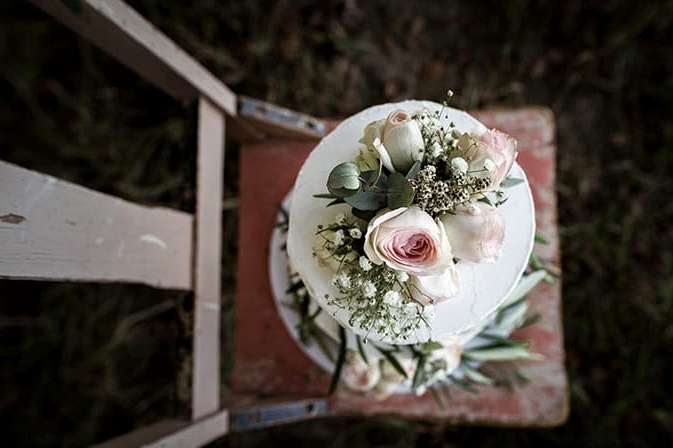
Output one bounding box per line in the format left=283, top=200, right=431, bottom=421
left=279, top=99, right=538, bottom=396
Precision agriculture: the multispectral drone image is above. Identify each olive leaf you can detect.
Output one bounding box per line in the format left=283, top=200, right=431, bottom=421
left=500, top=176, right=524, bottom=188
left=327, top=162, right=362, bottom=197
left=386, top=172, right=415, bottom=209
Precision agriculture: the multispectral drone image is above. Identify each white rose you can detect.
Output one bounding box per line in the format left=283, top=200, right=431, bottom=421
left=374, top=357, right=418, bottom=400
left=360, top=110, right=425, bottom=173
left=341, top=351, right=381, bottom=392
left=410, top=265, right=460, bottom=306
left=429, top=336, right=463, bottom=375
left=440, top=202, right=505, bottom=263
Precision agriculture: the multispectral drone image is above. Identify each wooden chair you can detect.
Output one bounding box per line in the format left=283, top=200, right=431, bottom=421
left=1, top=1, right=568, bottom=446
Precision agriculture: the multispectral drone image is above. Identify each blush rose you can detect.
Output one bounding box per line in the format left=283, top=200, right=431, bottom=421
left=363, top=206, right=452, bottom=276
left=459, top=128, right=517, bottom=189
left=440, top=202, right=505, bottom=263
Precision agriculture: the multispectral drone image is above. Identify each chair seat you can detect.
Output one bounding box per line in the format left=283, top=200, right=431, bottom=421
left=231, top=107, right=568, bottom=426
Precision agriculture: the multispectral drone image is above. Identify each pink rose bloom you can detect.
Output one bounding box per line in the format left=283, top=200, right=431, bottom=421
left=440, top=202, right=505, bottom=263
left=410, top=266, right=460, bottom=305
left=363, top=206, right=452, bottom=276
left=462, top=128, right=517, bottom=189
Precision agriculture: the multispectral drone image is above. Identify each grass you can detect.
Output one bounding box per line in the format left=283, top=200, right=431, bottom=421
left=2, top=0, right=673, bottom=446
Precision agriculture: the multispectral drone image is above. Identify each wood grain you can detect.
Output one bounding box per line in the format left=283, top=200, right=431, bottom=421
left=191, top=96, right=225, bottom=419
left=0, top=160, right=193, bottom=290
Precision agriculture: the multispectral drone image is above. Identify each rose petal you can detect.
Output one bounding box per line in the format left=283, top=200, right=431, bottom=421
left=410, top=266, right=460, bottom=306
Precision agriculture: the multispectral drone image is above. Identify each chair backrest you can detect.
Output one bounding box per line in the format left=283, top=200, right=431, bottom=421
left=2, top=1, right=323, bottom=446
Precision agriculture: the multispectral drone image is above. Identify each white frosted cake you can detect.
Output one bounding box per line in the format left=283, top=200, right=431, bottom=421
left=286, top=100, right=535, bottom=348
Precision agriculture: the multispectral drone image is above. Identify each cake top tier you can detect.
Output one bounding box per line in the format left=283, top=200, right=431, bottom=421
left=287, top=100, right=535, bottom=345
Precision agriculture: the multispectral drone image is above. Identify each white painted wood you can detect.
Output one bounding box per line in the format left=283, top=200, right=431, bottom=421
left=91, top=411, right=229, bottom=448
left=191, top=96, right=225, bottom=419
left=142, top=410, right=229, bottom=448
left=0, top=160, right=193, bottom=290
left=29, top=0, right=237, bottom=116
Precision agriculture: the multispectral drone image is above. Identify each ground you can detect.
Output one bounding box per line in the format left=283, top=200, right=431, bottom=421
left=1, top=1, right=673, bottom=447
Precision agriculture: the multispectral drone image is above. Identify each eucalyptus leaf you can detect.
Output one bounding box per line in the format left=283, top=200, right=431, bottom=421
left=360, top=169, right=387, bottom=188
left=406, top=160, right=422, bottom=180
left=327, top=162, right=362, bottom=197
left=351, top=208, right=377, bottom=222
left=387, top=172, right=415, bottom=209
left=345, top=190, right=387, bottom=211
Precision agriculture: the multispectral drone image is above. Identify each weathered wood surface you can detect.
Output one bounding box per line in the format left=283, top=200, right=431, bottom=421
left=191, top=96, right=225, bottom=420
left=233, top=107, right=568, bottom=426
left=93, top=410, right=229, bottom=448
left=29, top=0, right=237, bottom=116
left=0, top=160, right=192, bottom=290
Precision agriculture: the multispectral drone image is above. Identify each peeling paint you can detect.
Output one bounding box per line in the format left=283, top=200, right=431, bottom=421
left=203, top=302, right=220, bottom=311
left=139, top=234, right=167, bottom=249
left=0, top=213, right=26, bottom=224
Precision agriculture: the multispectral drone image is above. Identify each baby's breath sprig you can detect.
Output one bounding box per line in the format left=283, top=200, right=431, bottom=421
left=327, top=261, right=433, bottom=342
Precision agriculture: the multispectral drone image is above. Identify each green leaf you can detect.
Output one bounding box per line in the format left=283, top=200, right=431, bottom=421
left=406, top=160, right=422, bottom=180
left=534, top=232, right=550, bottom=244
left=351, top=207, right=377, bottom=221
left=313, top=193, right=340, bottom=199
left=500, top=176, right=524, bottom=188
left=386, top=172, right=415, bottom=209
left=449, top=375, right=478, bottom=393
left=500, top=270, right=547, bottom=308
left=356, top=335, right=369, bottom=364
left=329, top=326, right=348, bottom=395
left=420, top=341, right=444, bottom=353
left=477, top=333, right=530, bottom=348
left=326, top=198, right=346, bottom=207
left=345, top=190, right=387, bottom=210
left=429, top=387, right=444, bottom=407
left=360, top=169, right=386, bottom=186
left=463, top=346, right=541, bottom=362
left=60, top=0, right=82, bottom=13
left=412, top=355, right=426, bottom=389
left=460, top=363, right=494, bottom=385
left=327, top=162, right=361, bottom=197
left=375, top=347, right=408, bottom=379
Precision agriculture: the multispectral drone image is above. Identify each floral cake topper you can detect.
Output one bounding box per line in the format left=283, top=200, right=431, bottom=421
left=313, top=94, right=519, bottom=342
